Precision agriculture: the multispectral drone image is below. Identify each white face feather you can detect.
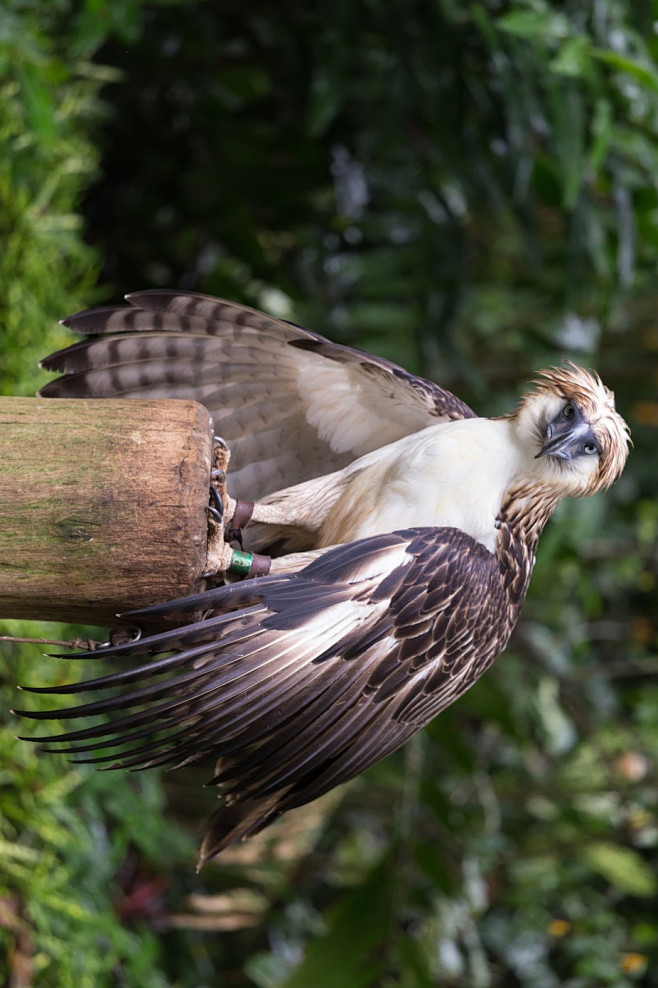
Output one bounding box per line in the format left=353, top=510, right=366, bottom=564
left=514, top=392, right=604, bottom=496
left=519, top=363, right=631, bottom=493
left=515, top=383, right=630, bottom=498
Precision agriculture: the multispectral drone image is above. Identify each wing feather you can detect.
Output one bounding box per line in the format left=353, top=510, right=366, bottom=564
left=17, top=527, right=517, bottom=858
left=39, top=291, right=476, bottom=498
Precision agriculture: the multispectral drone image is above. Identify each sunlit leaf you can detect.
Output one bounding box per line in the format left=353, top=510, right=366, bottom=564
left=498, top=9, right=570, bottom=41
left=590, top=48, right=658, bottom=94
left=583, top=843, right=657, bottom=897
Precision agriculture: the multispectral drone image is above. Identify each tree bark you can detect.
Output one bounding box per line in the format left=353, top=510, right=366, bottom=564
left=0, top=397, right=214, bottom=626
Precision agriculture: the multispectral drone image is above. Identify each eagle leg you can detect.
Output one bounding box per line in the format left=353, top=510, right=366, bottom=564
left=205, top=501, right=271, bottom=580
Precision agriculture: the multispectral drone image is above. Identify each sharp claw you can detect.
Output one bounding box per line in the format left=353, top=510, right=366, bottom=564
left=109, top=625, right=142, bottom=647
left=211, top=468, right=226, bottom=482
left=212, top=435, right=228, bottom=450
left=206, top=506, right=223, bottom=523
left=208, top=486, right=224, bottom=520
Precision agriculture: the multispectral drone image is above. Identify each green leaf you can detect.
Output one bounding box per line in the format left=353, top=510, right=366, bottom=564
left=546, top=77, right=586, bottom=209
left=15, top=61, right=56, bottom=144
left=589, top=97, right=614, bottom=172
left=280, top=856, right=395, bottom=988
left=307, top=57, right=346, bottom=138
left=549, top=36, right=591, bottom=79
left=583, top=843, right=657, bottom=897
left=590, top=47, right=658, bottom=94
left=498, top=9, right=570, bottom=42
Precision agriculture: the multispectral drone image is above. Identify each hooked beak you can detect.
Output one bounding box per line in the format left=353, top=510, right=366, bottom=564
left=535, top=415, right=595, bottom=461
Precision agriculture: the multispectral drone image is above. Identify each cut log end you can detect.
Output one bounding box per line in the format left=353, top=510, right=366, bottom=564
left=0, top=397, right=216, bottom=626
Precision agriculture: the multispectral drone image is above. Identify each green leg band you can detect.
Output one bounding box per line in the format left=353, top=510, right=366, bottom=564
left=229, top=549, right=253, bottom=576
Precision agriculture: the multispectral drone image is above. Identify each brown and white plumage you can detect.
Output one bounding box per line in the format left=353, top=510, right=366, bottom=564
left=40, top=290, right=475, bottom=502
left=18, top=292, right=631, bottom=865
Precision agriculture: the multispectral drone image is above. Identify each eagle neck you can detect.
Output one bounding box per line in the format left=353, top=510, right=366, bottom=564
left=494, top=481, right=562, bottom=611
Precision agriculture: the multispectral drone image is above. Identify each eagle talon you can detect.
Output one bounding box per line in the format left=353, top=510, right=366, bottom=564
left=208, top=485, right=224, bottom=521
left=206, top=505, right=223, bottom=524
left=108, top=625, right=142, bottom=647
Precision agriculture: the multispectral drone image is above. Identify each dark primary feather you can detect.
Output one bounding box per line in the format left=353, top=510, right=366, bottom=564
left=16, top=527, right=524, bottom=863
left=39, top=290, right=476, bottom=499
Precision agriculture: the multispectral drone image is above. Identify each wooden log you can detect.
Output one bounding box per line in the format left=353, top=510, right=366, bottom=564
left=0, top=397, right=215, bottom=626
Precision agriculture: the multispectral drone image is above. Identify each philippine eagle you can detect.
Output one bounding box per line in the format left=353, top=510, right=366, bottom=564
left=16, top=291, right=631, bottom=865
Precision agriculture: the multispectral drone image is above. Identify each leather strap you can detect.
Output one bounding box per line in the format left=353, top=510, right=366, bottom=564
left=228, top=499, right=255, bottom=546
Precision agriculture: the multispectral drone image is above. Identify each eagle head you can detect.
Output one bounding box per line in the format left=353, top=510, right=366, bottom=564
left=516, top=362, right=631, bottom=497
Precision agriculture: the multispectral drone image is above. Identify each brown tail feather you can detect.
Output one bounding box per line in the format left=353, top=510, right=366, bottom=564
left=198, top=793, right=283, bottom=868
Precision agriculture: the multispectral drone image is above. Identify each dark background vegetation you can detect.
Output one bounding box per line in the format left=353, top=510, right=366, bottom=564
left=2, top=1, right=658, bottom=984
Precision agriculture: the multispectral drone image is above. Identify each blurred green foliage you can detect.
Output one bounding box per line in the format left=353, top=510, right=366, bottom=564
left=2, top=0, right=658, bottom=985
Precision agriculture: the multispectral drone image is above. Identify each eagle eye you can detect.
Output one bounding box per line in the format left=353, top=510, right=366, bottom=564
left=583, top=442, right=599, bottom=456
left=563, top=401, right=576, bottom=419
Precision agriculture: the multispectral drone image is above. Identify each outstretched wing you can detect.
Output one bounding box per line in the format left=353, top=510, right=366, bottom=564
left=40, top=291, right=476, bottom=499
left=16, top=527, right=511, bottom=863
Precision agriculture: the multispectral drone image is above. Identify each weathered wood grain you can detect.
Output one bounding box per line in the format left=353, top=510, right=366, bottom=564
left=0, top=398, right=214, bottom=625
